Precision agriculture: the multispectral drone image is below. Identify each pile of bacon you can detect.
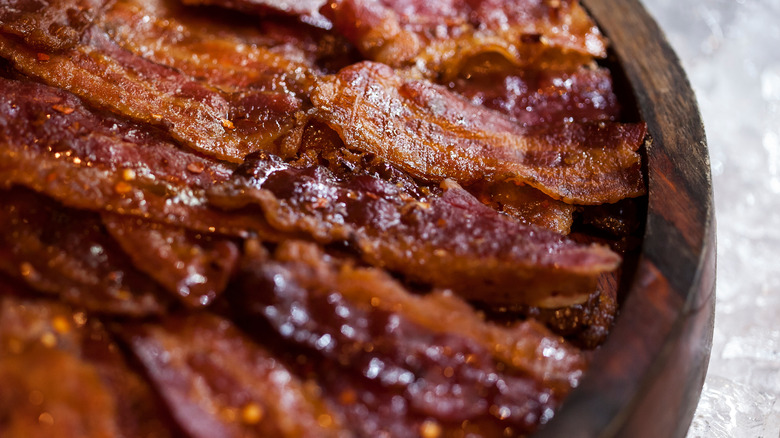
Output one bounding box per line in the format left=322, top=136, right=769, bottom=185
left=0, top=0, right=647, bottom=436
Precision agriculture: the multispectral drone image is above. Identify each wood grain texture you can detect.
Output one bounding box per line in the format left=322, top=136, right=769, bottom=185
left=532, top=0, right=716, bottom=437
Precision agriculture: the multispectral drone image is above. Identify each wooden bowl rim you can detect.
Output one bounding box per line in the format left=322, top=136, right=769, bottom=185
left=533, top=1, right=716, bottom=436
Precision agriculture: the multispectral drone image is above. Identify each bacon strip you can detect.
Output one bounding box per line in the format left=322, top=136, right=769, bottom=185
left=0, top=189, right=170, bottom=316
left=323, top=0, right=606, bottom=78
left=232, top=241, right=586, bottom=435
left=468, top=181, right=576, bottom=234
left=119, top=313, right=344, bottom=438
left=0, top=0, right=108, bottom=51
left=210, top=152, right=620, bottom=306
left=451, top=65, right=620, bottom=127
left=312, top=62, right=646, bottom=205
left=102, top=214, right=240, bottom=308
left=0, top=76, right=272, bottom=237
left=0, top=27, right=301, bottom=162
left=100, top=0, right=331, bottom=94
left=0, top=297, right=175, bottom=438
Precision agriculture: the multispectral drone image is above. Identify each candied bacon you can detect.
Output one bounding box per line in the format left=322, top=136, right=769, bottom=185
left=0, top=189, right=171, bottom=316
left=231, top=241, right=586, bottom=436
left=0, top=76, right=276, bottom=237
left=322, top=0, right=606, bottom=78
left=450, top=65, right=621, bottom=127
left=102, top=214, right=240, bottom=308
left=209, top=152, right=620, bottom=306
left=0, top=27, right=301, bottom=162
left=312, top=61, right=646, bottom=205
left=0, top=0, right=108, bottom=51
left=467, top=180, right=576, bottom=234
left=118, top=313, right=344, bottom=438
left=100, top=0, right=327, bottom=94
left=0, top=296, right=175, bottom=438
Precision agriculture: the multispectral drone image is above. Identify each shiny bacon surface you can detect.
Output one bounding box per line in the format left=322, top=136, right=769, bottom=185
left=0, top=0, right=646, bottom=436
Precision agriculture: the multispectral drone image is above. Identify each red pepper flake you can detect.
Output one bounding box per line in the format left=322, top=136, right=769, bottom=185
left=36, top=53, right=50, bottom=61
left=114, top=181, right=133, bottom=195
left=313, top=197, right=329, bottom=209
left=186, top=162, right=205, bottom=174
left=52, top=104, right=74, bottom=115
left=221, top=118, right=235, bottom=130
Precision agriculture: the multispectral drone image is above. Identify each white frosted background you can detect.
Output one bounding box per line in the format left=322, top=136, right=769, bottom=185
left=639, top=0, right=780, bottom=436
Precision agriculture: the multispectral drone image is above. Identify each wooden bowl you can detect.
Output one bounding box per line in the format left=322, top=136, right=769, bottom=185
left=533, top=1, right=716, bottom=437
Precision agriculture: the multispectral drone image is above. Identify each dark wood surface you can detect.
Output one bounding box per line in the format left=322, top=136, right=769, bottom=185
left=533, top=0, right=716, bottom=437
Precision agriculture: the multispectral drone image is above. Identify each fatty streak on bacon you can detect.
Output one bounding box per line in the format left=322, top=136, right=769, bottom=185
left=209, top=152, right=619, bottom=306
left=0, top=296, right=174, bottom=438
left=0, top=77, right=276, bottom=237
left=451, top=65, right=621, bottom=127
left=102, top=214, right=240, bottom=308
left=312, top=62, right=646, bottom=205
left=0, top=0, right=108, bottom=51
left=323, top=0, right=606, bottom=78
left=0, top=189, right=171, bottom=316
left=118, top=313, right=344, bottom=438
left=0, top=25, right=301, bottom=162
left=232, top=241, right=586, bottom=436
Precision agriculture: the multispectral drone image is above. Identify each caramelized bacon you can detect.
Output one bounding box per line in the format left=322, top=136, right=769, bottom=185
left=0, top=27, right=301, bottom=162
left=102, top=214, right=240, bottom=308
left=119, top=313, right=344, bottom=438
left=451, top=66, right=620, bottom=127
left=0, top=189, right=170, bottom=316
left=468, top=181, right=576, bottom=234
left=0, top=77, right=274, bottom=237
left=0, top=0, right=108, bottom=51
left=312, top=62, right=646, bottom=205
left=0, top=297, right=174, bottom=437
left=100, top=0, right=328, bottom=94
left=232, top=241, right=586, bottom=435
left=209, top=152, right=620, bottom=306
left=323, top=0, right=606, bottom=78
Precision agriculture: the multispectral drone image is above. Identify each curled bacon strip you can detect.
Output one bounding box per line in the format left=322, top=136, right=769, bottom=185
left=312, top=62, right=646, bottom=205
left=232, top=241, right=586, bottom=435
left=323, top=0, right=606, bottom=78
left=209, top=152, right=620, bottom=306
left=119, top=313, right=344, bottom=438
left=0, top=27, right=301, bottom=162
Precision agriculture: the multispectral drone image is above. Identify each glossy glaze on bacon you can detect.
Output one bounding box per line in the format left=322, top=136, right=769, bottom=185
left=322, top=0, right=606, bottom=78
left=209, top=152, right=620, bottom=306
left=0, top=0, right=647, bottom=435
left=231, top=240, right=585, bottom=436
left=313, top=61, right=646, bottom=205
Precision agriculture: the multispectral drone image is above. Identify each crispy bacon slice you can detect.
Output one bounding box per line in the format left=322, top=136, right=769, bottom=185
left=100, top=0, right=338, bottom=94
left=0, top=296, right=174, bottom=438
left=0, top=76, right=275, bottom=237
left=118, top=313, right=344, bottom=438
left=102, top=214, right=240, bottom=308
left=232, top=241, right=586, bottom=435
left=323, top=0, right=606, bottom=78
left=209, top=152, right=619, bottom=306
left=468, top=181, right=576, bottom=234
left=312, top=62, right=646, bottom=205
left=0, top=0, right=108, bottom=51
left=451, top=65, right=620, bottom=127
left=0, top=189, right=170, bottom=316
left=0, top=26, right=301, bottom=162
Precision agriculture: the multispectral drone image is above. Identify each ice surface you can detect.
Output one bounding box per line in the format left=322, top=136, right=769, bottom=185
left=639, top=0, right=780, bottom=436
